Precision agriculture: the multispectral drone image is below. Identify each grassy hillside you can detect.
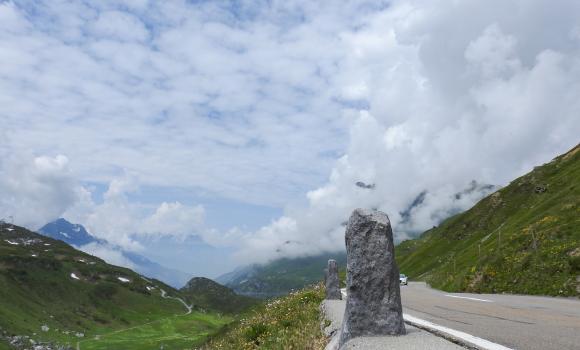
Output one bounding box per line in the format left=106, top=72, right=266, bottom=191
left=202, top=283, right=326, bottom=350
left=396, top=144, right=580, bottom=296
left=222, top=254, right=346, bottom=298
left=78, top=312, right=230, bottom=350
left=0, top=223, right=228, bottom=349
left=180, top=277, right=258, bottom=314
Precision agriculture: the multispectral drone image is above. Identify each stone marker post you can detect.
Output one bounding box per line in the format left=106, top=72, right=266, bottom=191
left=339, top=209, right=405, bottom=346
left=325, top=259, right=342, bottom=300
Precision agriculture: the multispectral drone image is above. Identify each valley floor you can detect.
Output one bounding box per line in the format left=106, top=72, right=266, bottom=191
left=76, top=311, right=231, bottom=350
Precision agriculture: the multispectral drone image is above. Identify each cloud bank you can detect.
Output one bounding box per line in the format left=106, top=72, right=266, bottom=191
left=0, top=155, right=205, bottom=251
left=233, top=0, right=580, bottom=263
left=0, top=154, right=79, bottom=228
left=1, top=1, right=579, bottom=268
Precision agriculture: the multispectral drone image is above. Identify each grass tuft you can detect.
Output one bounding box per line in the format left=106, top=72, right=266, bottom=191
left=201, top=283, right=327, bottom=350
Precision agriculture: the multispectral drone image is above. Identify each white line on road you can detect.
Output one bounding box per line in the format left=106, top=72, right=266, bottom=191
left=403, top=313, right=513, bottom=350
left=445, top=294, right=493, bottom=302
left=339, top=287, right=510, bottom=349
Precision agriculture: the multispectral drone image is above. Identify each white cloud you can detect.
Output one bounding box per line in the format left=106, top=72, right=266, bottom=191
left=0, top=154, right=79, bottom=229
left=0, top=155, right=206, bottom=249
left=0, top=0, right=352, bottom=207
left=233, top=0, right=580, bottom=263
left=78, top=242, right=136, bottom=269
left=140, top=201, right=205, bottom=239
left=465, top=24, right=521, bottom=79
left=64, top=175, right=207, bottom=250
left=89, top=10, right=149, bottom=42
left=1, top=0, right=579, bottom=269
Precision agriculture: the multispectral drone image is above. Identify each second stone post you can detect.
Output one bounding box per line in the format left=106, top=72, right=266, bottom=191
left=325, top=259, right=342, bottom=300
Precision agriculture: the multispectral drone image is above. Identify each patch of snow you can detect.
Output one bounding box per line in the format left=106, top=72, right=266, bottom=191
left=73, top=226, right=81, bottom=232
left=5, top=227, right=14, bottom=232
left=31, top=254, right=38, bottom=257
left=22, top=239, right=40, bottom=246
left=5, top=240, right=18, bottom=245
left=44, top=243, right=51, bottom=246
left=70, top=273, right=80, bottom=280
left=59, top=231, right=70, bottom=238
left=117, top=277, right=130, bottom=283
left=41, top=325, right=49, bottom=332
left=146, top=286, right=155, bottom=291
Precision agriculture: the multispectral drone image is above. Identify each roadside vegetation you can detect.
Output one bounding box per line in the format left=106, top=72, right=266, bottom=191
left=396, top=144, right=580, bottom=296
left=202, top=283, right=327, bottom=350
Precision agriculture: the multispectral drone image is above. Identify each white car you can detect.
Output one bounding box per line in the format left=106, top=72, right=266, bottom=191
left=399, top=273, right=408, bottom=285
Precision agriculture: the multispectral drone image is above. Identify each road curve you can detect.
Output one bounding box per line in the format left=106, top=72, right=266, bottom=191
left=160, top=288, right=193, bottom=315
left=401, top=282, right=580, bottom=350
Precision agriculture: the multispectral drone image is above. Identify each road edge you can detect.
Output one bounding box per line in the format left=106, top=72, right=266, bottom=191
left=403, top=314, right=513, bottom=350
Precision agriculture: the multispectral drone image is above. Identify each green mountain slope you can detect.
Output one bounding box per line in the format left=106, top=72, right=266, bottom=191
left=219, top=253, right=346, bottom=298
left=396, top=144, right=580, bottom=296
left=0, top=223, right=228, bottom=349
left=180, top=277, right=258, bottom=314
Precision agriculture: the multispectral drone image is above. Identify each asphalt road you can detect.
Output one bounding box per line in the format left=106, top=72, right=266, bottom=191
left=401, top=282, right=580, bottom=350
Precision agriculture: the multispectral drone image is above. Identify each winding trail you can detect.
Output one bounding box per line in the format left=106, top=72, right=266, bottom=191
left=76, top=287, right=193, bottom=349
left=160, top=288, right=193, bottom=315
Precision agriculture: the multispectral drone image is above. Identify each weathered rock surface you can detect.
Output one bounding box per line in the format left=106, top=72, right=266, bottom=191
left=326, top=259, right=342, bottom=300
left=339, top=209, right=405, bottom=346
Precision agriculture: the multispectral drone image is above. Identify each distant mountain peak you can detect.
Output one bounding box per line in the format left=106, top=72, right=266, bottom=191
left=38, top=218, right=191, bottom=288
left=39, top=218, right=98, bottom=247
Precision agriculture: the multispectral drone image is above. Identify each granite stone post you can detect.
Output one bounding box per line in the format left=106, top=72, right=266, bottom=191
left=325, top=259, right=342, bottom=300
left=339, top=209, right=405, bottom=346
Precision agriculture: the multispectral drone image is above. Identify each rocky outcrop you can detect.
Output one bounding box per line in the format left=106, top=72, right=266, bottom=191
left=325, top=259, right=342, bottom=300
left=339, top=209, right=405, bottom=346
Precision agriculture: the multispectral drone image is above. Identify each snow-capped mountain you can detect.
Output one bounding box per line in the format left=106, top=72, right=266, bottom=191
left=39, top=219, right=191, bottom=288
left=39, top=218, right=103, bottom=246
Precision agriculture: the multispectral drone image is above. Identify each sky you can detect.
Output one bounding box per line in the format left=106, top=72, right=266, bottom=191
left=1, top=0, right=579, bottom=278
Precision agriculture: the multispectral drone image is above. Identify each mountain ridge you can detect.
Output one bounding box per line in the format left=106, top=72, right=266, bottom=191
left=180, top=277, right=258, bottom=314
left=39, top=218, right=191, bottom=288
left=218, top=253, right=347, bottom=298
left=396, top=144, right=580, bottom=296
left=0, top=222, right=213, bottom=349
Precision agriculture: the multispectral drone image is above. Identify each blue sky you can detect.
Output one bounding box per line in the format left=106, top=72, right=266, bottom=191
left=1, top=0, right=579, bottom=277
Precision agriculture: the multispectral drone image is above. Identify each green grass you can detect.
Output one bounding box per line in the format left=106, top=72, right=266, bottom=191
left=78, top=312, right=231, bottom=350
left=0, top=224, right=231, bottom=348
left=203, top=283, right=327, bottom=350
left=396, top=144, right=580, bottom=296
